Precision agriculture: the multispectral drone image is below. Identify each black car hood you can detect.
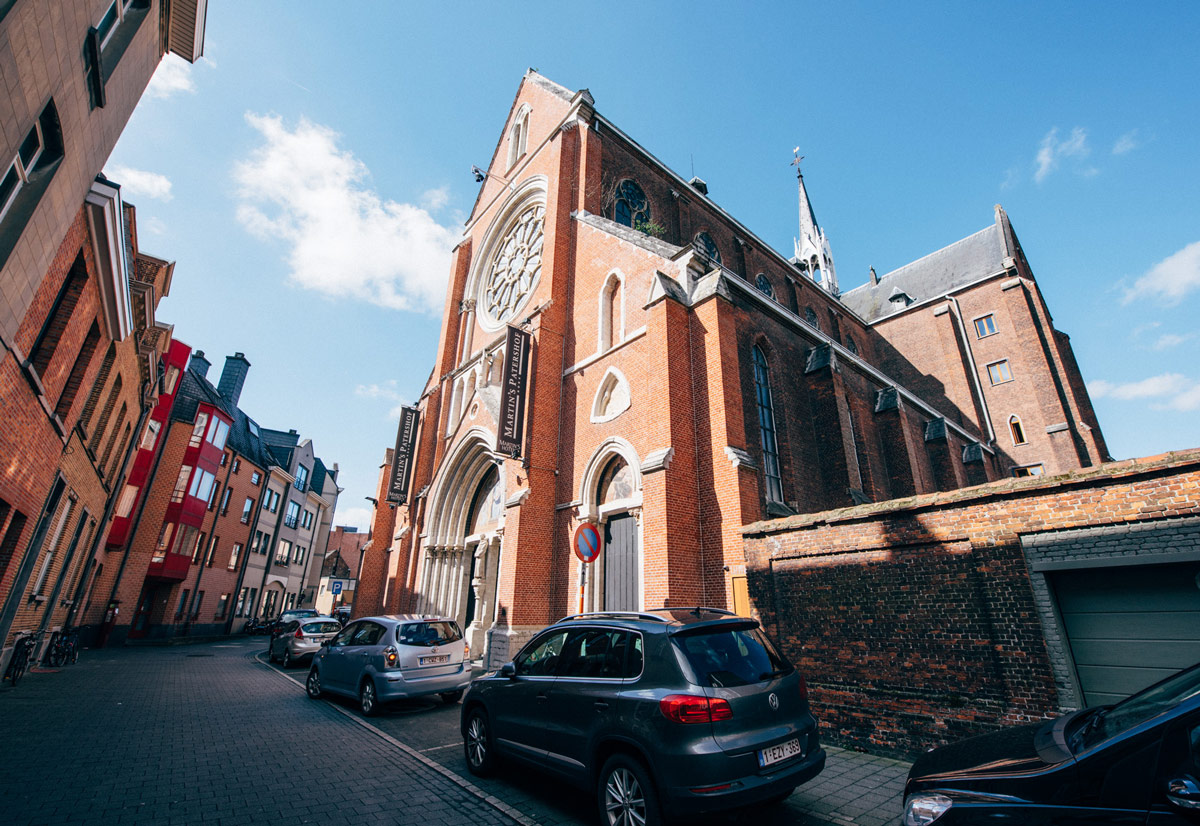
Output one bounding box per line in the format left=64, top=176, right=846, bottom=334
left=908, top=720, right=1072, bottom=787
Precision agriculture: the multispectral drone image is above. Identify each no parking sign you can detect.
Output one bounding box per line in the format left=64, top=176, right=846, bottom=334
left=573, top=522, right=601, bottom=564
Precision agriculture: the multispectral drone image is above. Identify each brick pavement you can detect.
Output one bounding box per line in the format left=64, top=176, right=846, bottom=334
left=0, top=639, right=520, bottom=826
left=0, top=638, right=912, bottom=826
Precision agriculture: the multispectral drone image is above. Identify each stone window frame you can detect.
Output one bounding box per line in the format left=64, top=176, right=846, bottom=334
left=1012, top=463, right=1045, bottom=478
left=506, top=105, right=530, bottom=170
left=612, top=179, right=650, bottom=229
left=751, top=343, right=785, bottom=505
left=1009, top=414, right=1028, bottom=446
left=590, top=366, right=632, bottom=424
left=597, top=269, right=625, bottom=355
left=468, top=176, right=548, bottom=334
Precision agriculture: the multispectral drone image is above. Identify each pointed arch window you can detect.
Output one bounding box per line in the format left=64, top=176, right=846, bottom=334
left=600, top=273, right=623, bottom=352
left=1009, top=415, right=1027, bottom=446
left=612, top=179, right=650, bottom=229
left=597, top=457, right=633, bottom=505
left=467, top=465, right=503, bottom=535
left=506, top=107, right=530, bottom=169
left=804, top=306, right=819, bottom=329
left=693, top=231, right=721, bottom=264
left=752, top=346, right=783, bottom=503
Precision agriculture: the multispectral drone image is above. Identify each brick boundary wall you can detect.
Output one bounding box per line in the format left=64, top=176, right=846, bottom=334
left=742, top=449, right=1200, bottom=758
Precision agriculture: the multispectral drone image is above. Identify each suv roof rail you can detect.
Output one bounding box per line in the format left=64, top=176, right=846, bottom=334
left=669, top=606, right=737, bottom=617
left=555, top=611, right=671, bottom=624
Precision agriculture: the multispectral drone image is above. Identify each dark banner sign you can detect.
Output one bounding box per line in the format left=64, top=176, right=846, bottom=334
left=387, top=405, right=420, bottom=504
left=496, top=325, right=532, bottom=456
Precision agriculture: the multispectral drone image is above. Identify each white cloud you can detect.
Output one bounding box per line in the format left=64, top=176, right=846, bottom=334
left=1112, top=130, right=1139, bottom=155
left=332, top=505, right=374, bottom=531
left=1122, top=240, right=1200, bottom=305
left=1089, top=373, right=1200, bottom=411
left=421, top=187, right=450, bottom=212
left=1034, top=127, right=1090, bottom=184
left=355, top=380, right=403, bottom=401
left=106, top=165, right=173, bottom=201
left=234, top=113, right=458, bottom=313
left=145, top=55, right=196, bottom=99
left=1153, top=333, right=1194, bottom=351
left=142, top=216, right=167, bottom=235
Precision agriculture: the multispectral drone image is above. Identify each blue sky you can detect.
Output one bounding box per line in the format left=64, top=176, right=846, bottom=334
left=106, top=1, right=1200, bottom=529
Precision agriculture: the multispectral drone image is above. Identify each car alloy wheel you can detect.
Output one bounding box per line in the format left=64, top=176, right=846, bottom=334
left=600, top=755, right=660, bottom=826
left=464, top=709, right=495, bottom=776
left=305, top=668, right=322, bottom=699
left=282, top=649, right=292, bottom=669
left=360, top=680, right=378, bottom=716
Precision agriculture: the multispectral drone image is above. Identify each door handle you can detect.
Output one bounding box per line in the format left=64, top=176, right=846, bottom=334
left=536, top=692, right=549, bottom=702
left=594, top=701, right=609, bottom=712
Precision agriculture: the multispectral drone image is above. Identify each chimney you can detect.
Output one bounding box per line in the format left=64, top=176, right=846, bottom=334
left=189, top=350, right=211, bottom=378
left=217, top=352, right=251, bottom=407
left=688, top=176, right=708, bottom=196
left=869, top=267, right=879, bottom=286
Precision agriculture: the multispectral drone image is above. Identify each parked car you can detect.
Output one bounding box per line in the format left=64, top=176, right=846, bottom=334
left=305, top=615, right=472, bottom=716
left=902, top=660, right=1200, bottom=826
left=459, top=608, right=825, bottom=826
left=268, top=616, right=341, bottom=668
left=267, top=608, right=320, bottom=640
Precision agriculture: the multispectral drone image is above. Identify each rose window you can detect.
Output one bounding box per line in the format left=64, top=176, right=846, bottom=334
left=482, top=203, right=545, bottom=326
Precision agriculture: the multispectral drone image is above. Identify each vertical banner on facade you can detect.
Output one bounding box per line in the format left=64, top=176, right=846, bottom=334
left=496, top=324, right=532, bottom=456
left=387, top=405, right=420, bottom=504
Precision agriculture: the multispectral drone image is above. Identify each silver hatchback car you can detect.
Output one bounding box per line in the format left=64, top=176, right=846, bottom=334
left=269, top=616, right=341, bottom=668
left=306, top=615, right=472, bottom=716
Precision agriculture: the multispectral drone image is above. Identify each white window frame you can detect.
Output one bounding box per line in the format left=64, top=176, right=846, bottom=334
left=96, top=0, right=136, bottom=49
left=1, top=120, right=45, bottom=223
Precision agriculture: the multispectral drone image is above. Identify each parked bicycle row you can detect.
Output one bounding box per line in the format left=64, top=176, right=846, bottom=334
left=3, top=627, right=80, bottom=686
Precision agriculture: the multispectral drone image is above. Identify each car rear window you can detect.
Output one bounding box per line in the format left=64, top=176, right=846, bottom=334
left=397, top=621, right=462, bottom=646
left=674, top=625, right=794, bottom=688
left=302, top=621, right=340, bottom=634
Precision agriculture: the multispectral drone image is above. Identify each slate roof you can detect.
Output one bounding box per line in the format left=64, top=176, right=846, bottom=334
left=311, top=457, right=329, bottom=496
left=840, top=222, right=1010, bottom=323
left=170, top=367, right=233, bottom=424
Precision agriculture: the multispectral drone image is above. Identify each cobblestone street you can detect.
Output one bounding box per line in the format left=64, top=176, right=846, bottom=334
left=0, top=639, right=910, bottom=826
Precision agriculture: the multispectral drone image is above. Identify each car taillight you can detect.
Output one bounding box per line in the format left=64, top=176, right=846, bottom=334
left=659, top=694, right=733, bottom=724
left=383, top=646, right=398, bottom=668
left=294, top=628, right=304, bottom=639
left=464, top=641, right=470, bottom=659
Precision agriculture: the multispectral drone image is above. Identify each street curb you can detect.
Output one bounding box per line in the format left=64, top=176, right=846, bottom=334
left=255, top=653, right=538, bottom=826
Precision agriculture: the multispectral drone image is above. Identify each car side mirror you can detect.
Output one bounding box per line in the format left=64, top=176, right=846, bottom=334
left=499, top=662, right=516, bottom=679
left=1167, top=777, right=1200, bottom=811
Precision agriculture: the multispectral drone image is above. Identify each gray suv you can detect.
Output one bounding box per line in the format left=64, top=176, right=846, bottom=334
left=460, top=608, right=825, bottom=825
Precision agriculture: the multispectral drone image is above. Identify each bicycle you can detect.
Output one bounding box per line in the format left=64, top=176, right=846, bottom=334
left=43, top=628, right=78, bottom=667
left=4, top=631, right=41, bottom=687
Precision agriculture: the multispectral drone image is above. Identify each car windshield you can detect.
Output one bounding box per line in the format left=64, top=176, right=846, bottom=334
left=397, top=621, right=462, bottom=646
left=302, top=621, right=341, bottom=634
left=673, top=624, right=794, bottom=688
left=1071, top=663, right=1200, bottom=752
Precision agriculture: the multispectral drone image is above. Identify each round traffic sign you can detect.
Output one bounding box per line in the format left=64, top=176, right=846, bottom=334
left=573, top=522, right=602, bottom=564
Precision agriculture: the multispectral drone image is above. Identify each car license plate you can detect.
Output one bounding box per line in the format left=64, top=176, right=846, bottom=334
left=419, top=654, right=449, bottom=666
left=758, top=738, right=802, bottom=767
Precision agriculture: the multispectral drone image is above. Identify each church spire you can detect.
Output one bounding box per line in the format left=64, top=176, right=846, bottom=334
left=791, top=150, right=839, bottom=296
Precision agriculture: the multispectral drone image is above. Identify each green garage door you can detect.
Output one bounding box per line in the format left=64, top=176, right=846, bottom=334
left=1051, top=561, right=1200, bottom=706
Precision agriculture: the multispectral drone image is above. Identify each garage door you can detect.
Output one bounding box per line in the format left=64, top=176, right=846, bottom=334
left=1050, top=561, right=1200, bottom=706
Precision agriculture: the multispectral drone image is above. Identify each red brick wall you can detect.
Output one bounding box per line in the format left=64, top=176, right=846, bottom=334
left=743, top=450, right=1200, bottom=757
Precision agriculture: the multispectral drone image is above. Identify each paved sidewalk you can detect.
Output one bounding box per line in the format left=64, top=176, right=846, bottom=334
left=1, top=639, right=911, bottom=826
left=0, top=640, right=518, bottom=826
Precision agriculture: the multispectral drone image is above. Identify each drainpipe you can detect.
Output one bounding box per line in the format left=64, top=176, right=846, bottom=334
left=946, top=296, right=996, bottom=445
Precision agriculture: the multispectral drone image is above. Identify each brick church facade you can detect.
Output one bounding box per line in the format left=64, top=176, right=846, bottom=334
left=357, top=71, right=1107, bottom=667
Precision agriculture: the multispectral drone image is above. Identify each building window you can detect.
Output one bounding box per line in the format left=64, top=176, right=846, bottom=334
left=275, top=539, right=292, bottom=566
left=987, top=360, right=1014, bottom=385
left=755, top=274, right=774, bottom=299
left=189, top=412, right=209, bottom=448
left=188, top=529, right=205, bottom=563
left=845, top=336, right=858, bottom=356
left=115, top=484, right=138, bottom=518
left=28, top=256, right=88, bottom=379
left=612, top=179, right=649, bottom=228
left=205, top=417, right=229, bottom=450
left=251, top=471, right=261, bottom=486
left=229, top=543, right=243, bottom=571
left=162, top=365, right=179, bottom=395
left=974, top=314, right=997, bottom=338
left=208, top=482, right=221, bottom=511
left=294, top=464, right=309, bottom=492
left=692, top=231, right=721, bottom=264
left=216, top=593, right=229, bottom=619
left=1013, top=464, right=1044, bottom=478
left=219, top=487, right=232, bottom=516
left=231, top=457, right=240, bottom=474
left=170, top=465, right=193, bottom=503
left=188, top=468, right=215, bottom=503
left=285, top=501, right=300, bottom=529
left=176, top=589, right=190, bottom=620
left=139, top=419, right=161, bottom=451
left=153, top=522, right=175, bottom=561
left=506, top=106, right=529, bottom=169
left=599, top=272, right=623, bottom=352
left=241, top=497, right=253, bottom=524
left=752, top=346, right=784, bottom=503
left=294, top=544, right=306, bottom=565
left=302, top=509, right=313, bottom=530
left=1009, top=415, right=1027, bottom=445
left=204, top=534, right=218, bottom=566
left=804, top=307, right=819, bottom=329
left=54, top=321, right=100, bottom=420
